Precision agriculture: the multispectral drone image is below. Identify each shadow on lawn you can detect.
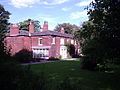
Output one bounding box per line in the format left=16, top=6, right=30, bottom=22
left=30, top=61, right=120, bottom=90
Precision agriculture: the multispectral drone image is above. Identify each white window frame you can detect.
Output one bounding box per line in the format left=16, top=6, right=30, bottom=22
left=71, top=40, right=74, bottom=44
left=75, top=40, right=77, bottom=45
left=52, top=37, right=55, bottom=44
left=38, top=38, right=42, bottom=45
left=60, top=38, right=64, bottom=45
left=67, top=39, right=69, bottom=42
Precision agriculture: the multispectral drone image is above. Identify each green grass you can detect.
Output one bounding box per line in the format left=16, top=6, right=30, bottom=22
left=30, top=61, right=120, bottom=90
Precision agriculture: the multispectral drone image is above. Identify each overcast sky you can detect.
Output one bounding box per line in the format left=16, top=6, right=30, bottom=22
left=0, top=0, right=93, bottom=30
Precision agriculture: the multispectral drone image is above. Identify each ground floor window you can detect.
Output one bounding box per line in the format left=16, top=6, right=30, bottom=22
left=33, top=48, right=49, bottom=59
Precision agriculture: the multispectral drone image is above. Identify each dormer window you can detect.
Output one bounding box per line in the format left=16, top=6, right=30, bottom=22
left=52, top=37, right=55, bottom=44
left=38, top=38, right=42, bottom=45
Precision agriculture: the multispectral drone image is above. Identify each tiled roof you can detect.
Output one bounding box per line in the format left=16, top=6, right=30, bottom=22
left=31, top=30, right=73, bottom=38
left=19, top=30, right=29, bottom=36
left=6, top=30, right=29, bottom=36
left=7, top=30, right=73, bottom=38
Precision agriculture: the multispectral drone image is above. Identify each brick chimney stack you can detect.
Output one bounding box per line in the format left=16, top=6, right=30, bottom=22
left=60, top=27, right=65, bottom=33
left=10, top=24, right=19, bottom=36
left=43, top=21, right=48, bottom=31
left=29, top=20, right=34, bottom=33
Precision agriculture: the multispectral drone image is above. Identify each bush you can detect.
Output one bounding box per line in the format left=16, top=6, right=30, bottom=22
left=0, top=58, right=48, bottom=90
left=13, top=49, right=33, bottom=63
left=81, top=39, right=107, bottom=70
left=48, top=57, right=60, bottom=61
left=65, top=43, right=75, bottom=58
left=81, top=56, right=97, bottom=70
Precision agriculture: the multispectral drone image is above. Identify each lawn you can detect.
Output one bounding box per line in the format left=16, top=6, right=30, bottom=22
left=30, top=61, right=120, bottom=90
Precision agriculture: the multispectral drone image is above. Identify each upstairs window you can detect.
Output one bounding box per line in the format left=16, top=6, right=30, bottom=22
left=38, top=38, right=42, bottom=45
left=71, top=40, right=74, bottom=44
left=67, top=39, right=69, bottom=42
left=75, top=40, right=77, bottom=45
left=52, top=37, right=55, bottom=44
left=60, top=38, right=64, bottom=45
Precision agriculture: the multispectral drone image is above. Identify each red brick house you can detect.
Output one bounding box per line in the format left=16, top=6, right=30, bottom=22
left=5, top=21, right=78, bottom=59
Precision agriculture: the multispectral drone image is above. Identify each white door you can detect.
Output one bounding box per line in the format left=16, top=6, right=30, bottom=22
left=60, top=46, right=67, bottom=59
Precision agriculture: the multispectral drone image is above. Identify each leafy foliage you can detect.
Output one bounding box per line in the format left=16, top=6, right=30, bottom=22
left=81, top=39, right=107, bottom=70
left=0, top=4, right=47, bottom=90
left=75, top=21, right=95, bottom=47
left=88, top=0, right=120, bottom=60
left=19, top=19, right=30, bottom=31
left=80, top=0, right=120, bottom=70
left=0, top=4, right=10, bottom=41
left=0, top=4, right=10, bottom=59
left=54, top=23, right=80, bottom=34
left=0, top=58, right=48, bottom=90
left=65, top=43, right=75, bottom=57
left=19, top=19, right=41, bottom=32
left=13, top=49, right=33, bottom=63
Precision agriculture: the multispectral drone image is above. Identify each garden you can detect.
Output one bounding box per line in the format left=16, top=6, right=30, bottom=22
left=28, top=60, right=120, bottom=90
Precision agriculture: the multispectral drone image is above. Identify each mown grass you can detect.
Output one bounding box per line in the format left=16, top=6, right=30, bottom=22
left=30, top=61, right=120, bottom=90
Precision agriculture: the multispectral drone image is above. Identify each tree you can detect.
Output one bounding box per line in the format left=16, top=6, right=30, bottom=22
left=89, top=0, right=120, bottom=62
left=34, top=20, right=41, bottom=32
left=54, top=23, right=80, bottom=34
left=0, top=4, right=11, bottom=59
left=19, top=19, right=30, bottom=31
left=65, top=43, right=75, bottom=57
left=81, top=0, right=120, bottom=70
left=75, top=21, right=95, bottom=47
left=19, top=19, right=41, bottom=32
left=0, top=5, right=48, bottom=90
left=0, top=4, right=10, bottom=42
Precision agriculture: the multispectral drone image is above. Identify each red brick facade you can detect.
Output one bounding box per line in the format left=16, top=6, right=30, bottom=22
left=5, top=21, right=78, bottom=59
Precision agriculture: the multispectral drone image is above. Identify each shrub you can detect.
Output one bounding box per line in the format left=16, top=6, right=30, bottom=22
left=48, top=57, right=60, bottom=61
left=0, top=58, right=47, bottom=90
left=65, top=43, right=75, bottom=58
left=81, top=39, right=107, bottom=70
left=13, top=49, right=33, bottom=63
left=81, top=56, right=97, bottom=70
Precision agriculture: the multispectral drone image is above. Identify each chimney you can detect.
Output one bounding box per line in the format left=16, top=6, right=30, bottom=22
left=43, top=21, right=48, bottom=31
left=10, top=24, right=19, bottom=36
left=29, top=21, right=34, bottom=33
left=60, top=27, right=65, bottom=33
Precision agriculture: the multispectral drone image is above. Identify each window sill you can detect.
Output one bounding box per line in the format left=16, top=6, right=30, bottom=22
left=38, top=44, right=42, bottom=46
